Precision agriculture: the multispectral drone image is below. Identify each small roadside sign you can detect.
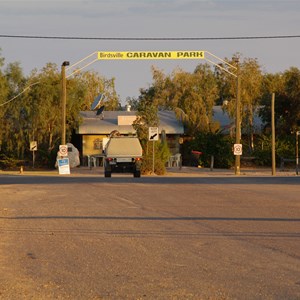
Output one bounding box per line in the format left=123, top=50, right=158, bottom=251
left=234, top=144, right=243, bottom=156
left=57, top=158, right=70, bottom=175
left=59, top=144, right=68, bottom=157
left=30, top=141, right=37, bottom=151
left=149, top=127, right=159, bottom=141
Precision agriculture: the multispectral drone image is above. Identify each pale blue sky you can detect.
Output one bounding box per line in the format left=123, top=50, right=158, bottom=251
left=1, top=0, right=300, bottom=103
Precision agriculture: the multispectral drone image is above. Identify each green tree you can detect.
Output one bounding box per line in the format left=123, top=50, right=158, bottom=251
left=220, top=54, right=263, bottom=152
left=126, top=96, right=140, bottom=111
left=2, top=62, right=27, bottom=158
left=260, top=68, right=300, bottom=135
left=133, top=88, right=170, bottom=174
left=0, top=50, right=9, bottom=152
left=188, top=132, right=234, bottom=168
left=149, top=64, right=219, bottom=135
left=72, top=71, right=120, bottom=111
left=23, top=64, right=61, bottom=165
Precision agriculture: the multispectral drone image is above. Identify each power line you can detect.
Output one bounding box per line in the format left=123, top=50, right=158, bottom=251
left=0, top=81, right=40, bottom=107
left=1, top=34, right=300, bottom=41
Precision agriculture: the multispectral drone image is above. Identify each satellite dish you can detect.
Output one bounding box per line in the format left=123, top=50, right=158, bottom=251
left=91, top=93, right=104, bottom=111
left=96, top=105, right=105, bottom=116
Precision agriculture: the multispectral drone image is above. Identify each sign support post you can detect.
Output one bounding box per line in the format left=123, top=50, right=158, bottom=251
left=149, top=127, right=159, bottom=174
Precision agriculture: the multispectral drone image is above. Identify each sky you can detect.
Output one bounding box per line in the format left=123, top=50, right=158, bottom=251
left=0, top=0, right=300, bottom=104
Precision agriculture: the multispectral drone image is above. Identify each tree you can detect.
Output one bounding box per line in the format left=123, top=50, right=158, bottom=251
left=260, top=68, right=300, bottom=134
left=0, top=57, right=121, bottom=168
left=220, top=54, right=263, bottom=152
left=2, top=62, right=27, bottom=158
left=71, top=71, right=120, bottom=112
left=125, top=96, right=140, bottom=110
left=148, top=64, right=219, bottom=135
left=22, top=64, right=62, bottom=165
left=0, top=50, right=9, bottom=152
left=133, top=88, right=170, bottom=174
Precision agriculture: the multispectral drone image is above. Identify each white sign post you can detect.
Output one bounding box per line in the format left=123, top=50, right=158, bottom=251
left=149, top=127, right=159, bottom=174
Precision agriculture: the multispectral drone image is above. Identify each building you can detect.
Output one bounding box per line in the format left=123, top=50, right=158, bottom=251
left=77, top=110, right=184, bottom=162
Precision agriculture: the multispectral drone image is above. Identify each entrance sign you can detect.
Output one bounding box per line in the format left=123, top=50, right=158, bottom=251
left=98, top=51, right=205, bottom=60
left=66, top=49, right=241, bottom=174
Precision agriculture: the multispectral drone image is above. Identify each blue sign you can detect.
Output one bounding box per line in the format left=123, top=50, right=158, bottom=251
left=57, top=158, right=70, bottom=174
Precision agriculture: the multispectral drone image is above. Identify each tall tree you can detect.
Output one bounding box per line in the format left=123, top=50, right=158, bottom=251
left=24, top=64, right=61, bottom=159
left=149, top=64, right=219, bottom=135
left=133, top=87, right=170, bottom=174
left=2, top=62, right=27, bottom=157
left=220, top=54, right=263, bottom=151
left=260, top=68, right=300, bottom=134
left=0, top=50, right=9, bottom=152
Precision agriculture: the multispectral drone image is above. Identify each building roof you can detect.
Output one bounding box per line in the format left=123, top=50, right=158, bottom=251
left=78, top=107, right=264, bottom=136
left=212, top=106, right=264, bottom=134
left=78, top=110, right=184, bottom=135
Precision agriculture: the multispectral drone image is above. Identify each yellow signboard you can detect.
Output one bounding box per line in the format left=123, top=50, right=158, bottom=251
left=98, top=51, right=205, bottom=60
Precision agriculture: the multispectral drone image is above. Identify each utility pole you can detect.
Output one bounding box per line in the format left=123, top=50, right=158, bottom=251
left=61, top=61, right=70, bottom=145
left=235, top=61, right=241, bottom=175
left=271, top=93, right=276, bottom=175
left=296, top=131, right=300, bottom=175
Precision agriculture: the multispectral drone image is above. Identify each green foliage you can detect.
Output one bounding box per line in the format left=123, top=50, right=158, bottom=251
left=187, top=132, right=235, bottom=168
left=133, top=89, right=171, bottom=174
left=0, top=59, right=120, bottom=168
left=149, top=64, right=219, bottom=135
left=140, top=140, right=171, bottom=175
left=0, top=153, right=24, bottom=169
left=1, top=49, right=300, bottom=171
left=260, top=68, right=300, bottom=134
left=252, top=134, right=296, bottom=166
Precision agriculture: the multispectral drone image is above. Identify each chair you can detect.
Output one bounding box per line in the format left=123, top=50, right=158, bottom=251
left=87, top=155, right=97, bottom=168
left=168, top=153, right=181, bottom=167
left=174, top=153, right=181, bottom=167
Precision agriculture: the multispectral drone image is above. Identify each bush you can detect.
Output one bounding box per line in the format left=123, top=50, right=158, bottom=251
left=252, top=134, right=296, bottom=166
left=141, top=140, right=171, bottom=175
left=186, top=132, right=235, bottom=169
left=0, top=154, right=23, bottom=169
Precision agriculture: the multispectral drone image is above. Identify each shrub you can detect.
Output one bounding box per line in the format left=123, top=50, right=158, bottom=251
left=185, top=132, right=235, bottom=169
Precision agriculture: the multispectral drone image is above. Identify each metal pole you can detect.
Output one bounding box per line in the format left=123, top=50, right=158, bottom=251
left=296, top=131, right=299, bottom=175
left=61, top=61, right=69, bottom=145
left=152, top=141, right=155, bottom=174
left=33, top=150, right=35, bottom=169
left=271, top=93, right=276, bottom=175
left=235, top=65, right=241, bottom=175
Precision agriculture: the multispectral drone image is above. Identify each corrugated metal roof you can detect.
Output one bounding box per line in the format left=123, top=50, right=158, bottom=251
left=78, top=110, right=184, bottom=135
left=212, top=106, right=264, bottom=133
left=79, top=107, right=264, bottom=135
